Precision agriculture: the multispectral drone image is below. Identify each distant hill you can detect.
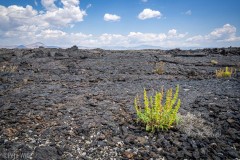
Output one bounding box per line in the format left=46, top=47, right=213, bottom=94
left=0, top=42, right=59, bottom=49
left=100, top=45, right=163, bottom=50
left=17, top=45, right=26, bottom=49
left=25, top=42, right=45, bottom=48
left=0, top=43, right=200, bottom=50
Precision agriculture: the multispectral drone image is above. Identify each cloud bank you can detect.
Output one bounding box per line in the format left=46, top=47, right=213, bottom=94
left=0, top=1, right=239, bottom=49
left=187, top=24, right=240, bottom=43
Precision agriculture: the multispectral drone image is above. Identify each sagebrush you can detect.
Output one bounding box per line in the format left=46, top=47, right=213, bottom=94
left=134, top=85, right=181, bottom=132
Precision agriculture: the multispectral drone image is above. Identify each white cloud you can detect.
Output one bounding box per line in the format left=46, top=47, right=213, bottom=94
left=168, top=29, right=187, bottom=38
left=41, top=0, right=57, bottom=11
left=128, top=32, right=167, bottom=43
left=186, top=35, right=204, bottom=42
left=37, top=29, right=67, bottom=39
left=138, top=8, right=162, bottom=20
left=168, top=29, right=177, bottom=36
left=34, top=0, right=38, bottom=6
left=104, top=13, right=121, bottom=22
left=42, top=0, right=86, bottom=27
left=4, top=25, right=39, bottom=39
left=187, top=24, right=240, bottom=42
left=0, top=5, right=38, bottom=31
left=1, top=23, right=239, bottom=49
left=207, top=24, right=237, bottom=40
left=0, top=26, right=191, bottom=48
left=61, top=0, right=79, bottom=8
left=43, top=6, right=86, bottom=27
left=0, top=0, right=87, bottom=46
left=98, top=31, right=190, bottom=47
left=0, top=4, right=239, bottom=50
left=86, top=4, right=92, bottom=9
left=0, top=0, right=86, bottom=31
left=99, top=33, right=127, bottom=45
left=185, top=10, right=192, bottom=15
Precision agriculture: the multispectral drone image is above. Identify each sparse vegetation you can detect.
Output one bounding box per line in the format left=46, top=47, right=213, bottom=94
left=0, top=65, right=18, bottom=73
left=154, top=61, right=165, bottom=74
left=216, top=67, right=235, bottom=78
left=177, top=112, right=220, bottom=138
left=134, top=85, right=181, bottom=132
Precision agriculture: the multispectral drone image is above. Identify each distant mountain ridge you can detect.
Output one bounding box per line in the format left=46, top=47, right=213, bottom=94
left=0, top=43, right=200, bottom=50
left=0, top=42, right=59, bottom=49
left=25, top=42, right=45, bottom=48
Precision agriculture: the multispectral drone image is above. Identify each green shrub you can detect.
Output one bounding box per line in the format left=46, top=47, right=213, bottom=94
left=134, top=85, right=181, bottom=132
left=216, top=67, right=235, bottom=78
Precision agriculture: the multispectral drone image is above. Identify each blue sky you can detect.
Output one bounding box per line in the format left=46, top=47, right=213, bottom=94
left=0, top=0, right=240, bottom=48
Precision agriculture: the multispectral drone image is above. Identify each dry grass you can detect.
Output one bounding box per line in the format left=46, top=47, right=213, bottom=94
left=0, top=65, right=18, bottom=73
left=154, top=61, right=165, bottom=75
left=177, top=112, right=220, bottom=138
left=211, top=60, right=218, bottom=65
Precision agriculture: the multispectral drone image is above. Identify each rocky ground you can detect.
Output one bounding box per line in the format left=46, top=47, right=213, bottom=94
left=0, top=47, right=240, bottom=160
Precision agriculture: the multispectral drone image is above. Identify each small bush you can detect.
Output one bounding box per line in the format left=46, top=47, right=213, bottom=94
left=154, top=61, right=165, bottom=74
left=216, top=67, right=235, bottom=78
left=0, top=65, right=17, bottom=73
left=134, top=85, right=181, bottom=132
left=211, top=60, right=218, bottom=65
left=177, top=112, right=220, bottom=138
